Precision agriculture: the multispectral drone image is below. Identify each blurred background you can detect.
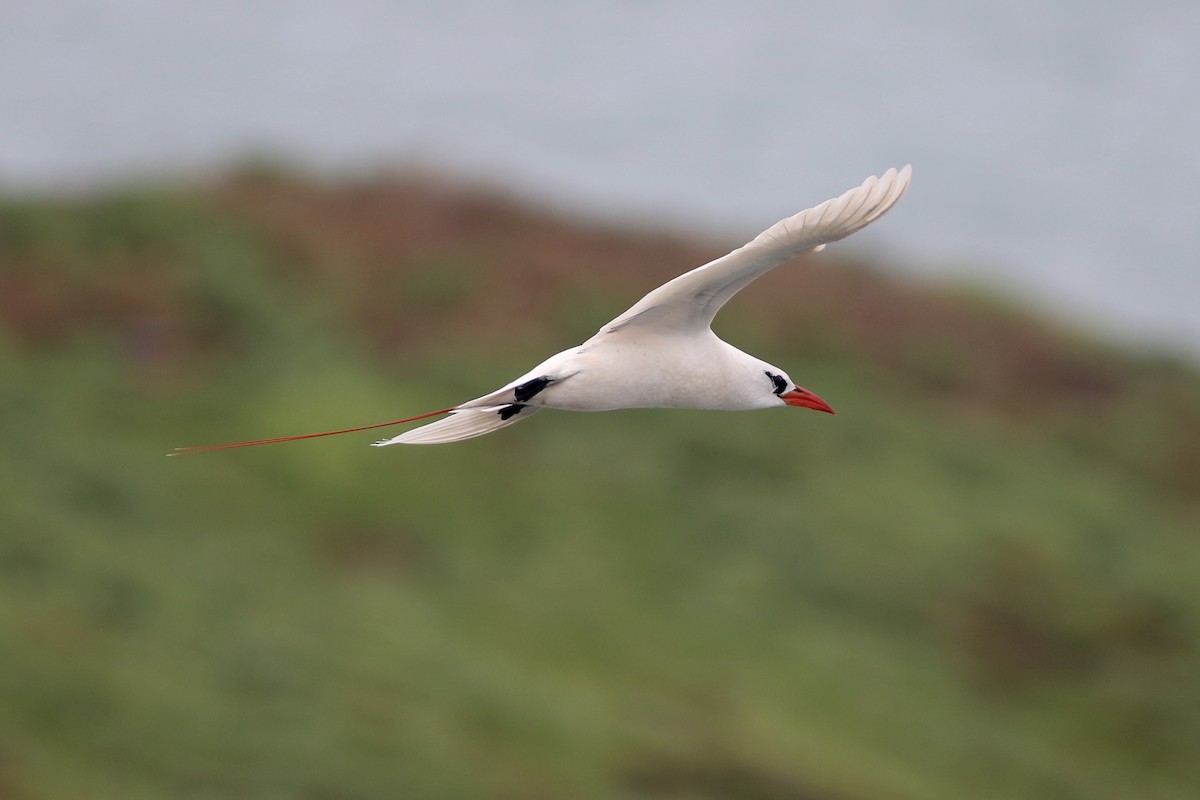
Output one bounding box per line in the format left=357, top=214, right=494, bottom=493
left=1, top=2, right=1198, bottom=798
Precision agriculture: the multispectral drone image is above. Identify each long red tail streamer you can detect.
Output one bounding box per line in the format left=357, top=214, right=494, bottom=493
left=168, top=407, right=457, bottom=456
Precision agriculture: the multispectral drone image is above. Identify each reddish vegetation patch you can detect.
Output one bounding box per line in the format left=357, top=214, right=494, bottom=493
left=0, top=264, right=80, bottom=345
left=209, top=172, right=716, bottom=354
left=0, top=256, right=230, bottom=378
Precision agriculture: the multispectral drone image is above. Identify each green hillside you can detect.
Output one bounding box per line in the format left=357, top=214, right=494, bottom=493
left=1, top=170, right=1197, bottom=799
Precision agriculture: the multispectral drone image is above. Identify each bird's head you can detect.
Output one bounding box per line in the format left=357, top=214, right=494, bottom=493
left=763, top=369, right=835, bottom=414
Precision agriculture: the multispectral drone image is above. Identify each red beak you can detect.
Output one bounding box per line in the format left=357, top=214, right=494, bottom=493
left=781, top=387, right=835, bottom=414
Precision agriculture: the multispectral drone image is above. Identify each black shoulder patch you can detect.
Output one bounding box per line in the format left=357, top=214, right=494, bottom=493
left=765, top=371, right=787, bottom=395
left=498, top=403, right=525, bottom=420
left=513, top=376, right=553, bottom=403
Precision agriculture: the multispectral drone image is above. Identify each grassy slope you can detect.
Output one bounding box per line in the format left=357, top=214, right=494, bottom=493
left=1, top=172, right=1198, bottom=799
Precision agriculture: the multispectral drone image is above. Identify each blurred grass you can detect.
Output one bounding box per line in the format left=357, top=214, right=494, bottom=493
left=1, top=172, right=1198, bottom=799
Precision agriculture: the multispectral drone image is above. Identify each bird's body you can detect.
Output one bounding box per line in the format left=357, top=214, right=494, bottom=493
left=519, top=332, right=776, bottom=412
left=351, top=330, right=782, bottom=447
left=172, top=166, right=911, bottom=454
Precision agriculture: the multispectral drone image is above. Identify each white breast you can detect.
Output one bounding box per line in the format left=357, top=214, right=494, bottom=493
left=534, top=331, right=774, bottom=412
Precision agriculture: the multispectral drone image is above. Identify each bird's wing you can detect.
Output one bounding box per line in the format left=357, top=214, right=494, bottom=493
left=589, top=166, right=911, bottom=339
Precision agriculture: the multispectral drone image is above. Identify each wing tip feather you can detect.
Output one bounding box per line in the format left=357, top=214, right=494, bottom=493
left=752, top=164, right=912, bottom=251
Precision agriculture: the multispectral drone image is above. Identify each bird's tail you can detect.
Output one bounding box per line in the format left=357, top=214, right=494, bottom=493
left=371, top=404, right=541, bottom=446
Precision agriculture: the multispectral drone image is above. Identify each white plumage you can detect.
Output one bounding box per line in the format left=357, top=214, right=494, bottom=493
left=172, top=166, right=911, bottom=455
left=375, top=166, right=911, bottom=446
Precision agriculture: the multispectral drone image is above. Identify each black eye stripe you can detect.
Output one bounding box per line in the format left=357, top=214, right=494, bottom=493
left=765, top=371, right=788, bottom=395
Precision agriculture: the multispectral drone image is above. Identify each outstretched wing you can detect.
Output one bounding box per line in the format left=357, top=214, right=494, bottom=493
left=591, top=166, right=911, bottom=338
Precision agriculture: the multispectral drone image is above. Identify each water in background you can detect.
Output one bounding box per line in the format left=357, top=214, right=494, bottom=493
left=3, top=0, right=1198, bottom=356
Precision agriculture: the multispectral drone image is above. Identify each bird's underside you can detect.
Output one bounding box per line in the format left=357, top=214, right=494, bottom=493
left=171, top=166, right=911, bottom=454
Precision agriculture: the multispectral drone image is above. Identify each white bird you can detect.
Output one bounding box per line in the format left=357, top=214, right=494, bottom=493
left=172, top=166, right=910, bottom=454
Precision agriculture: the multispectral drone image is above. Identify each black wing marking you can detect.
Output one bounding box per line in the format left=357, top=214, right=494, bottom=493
left=497, top=404, right=525, bottom=420
left=513, top=376, right=553, bottom=403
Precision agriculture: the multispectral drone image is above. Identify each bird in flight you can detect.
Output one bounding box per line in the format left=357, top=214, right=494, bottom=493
left=172, top=166, right=910, bottom=454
